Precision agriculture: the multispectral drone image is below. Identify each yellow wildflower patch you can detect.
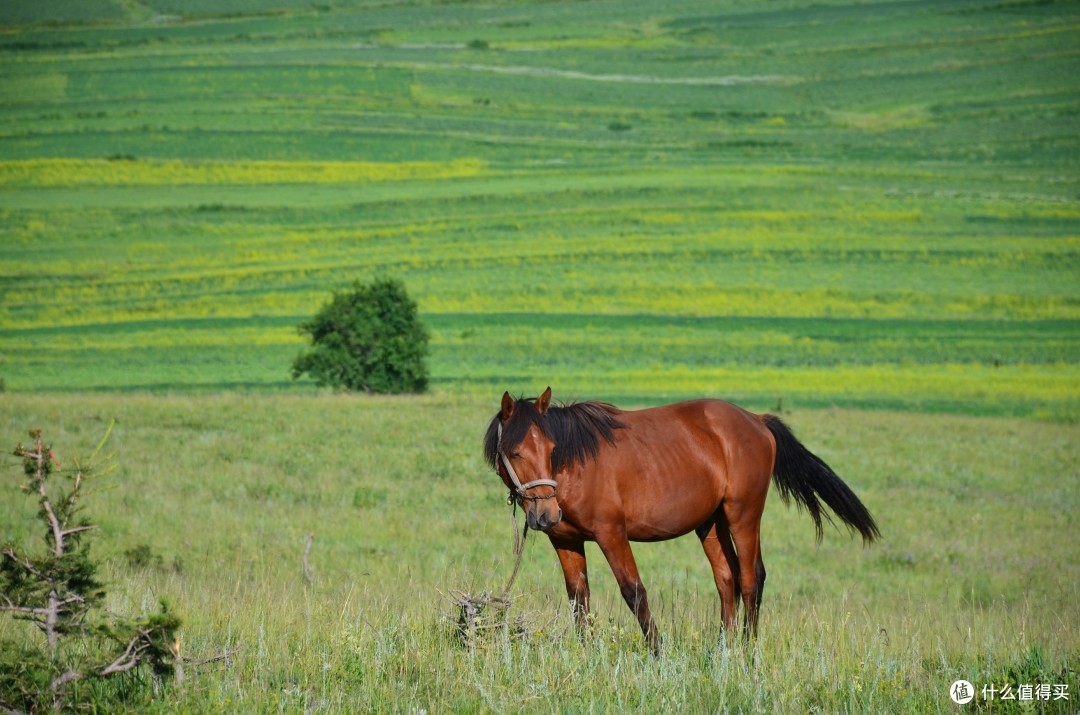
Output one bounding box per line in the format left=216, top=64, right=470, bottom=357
left=0, top=158, right=487, bottom=188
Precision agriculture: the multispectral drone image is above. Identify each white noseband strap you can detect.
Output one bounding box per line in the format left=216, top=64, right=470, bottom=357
left=496, top=422, right=559, bottom=498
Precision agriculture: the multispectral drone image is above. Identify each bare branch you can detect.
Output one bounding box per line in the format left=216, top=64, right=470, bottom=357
left=184, top=646, right=240, bottom=668
left=50, top=669, right=83, bottom=692
left=1, top=547, right=53, bottom=583
left=98, top=629, right=154, bottom=676
left=35, top=468, right=64, bottom=558
left=60, top=525, right=96, bottom=538
left=0, top=602, right=50, bottom=616
left=0, top=592, right=82, bottom=615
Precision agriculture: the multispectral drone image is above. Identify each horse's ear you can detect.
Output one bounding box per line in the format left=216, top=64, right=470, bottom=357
left=501, top=391, right=515, bottom=421
left=537, top=386, right=552, bottom=415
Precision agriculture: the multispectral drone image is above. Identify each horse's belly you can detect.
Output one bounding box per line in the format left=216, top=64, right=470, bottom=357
left=622, top=474, right=721, bottom=541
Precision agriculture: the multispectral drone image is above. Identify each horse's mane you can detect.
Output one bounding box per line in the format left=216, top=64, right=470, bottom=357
left=484, top=397, right=626, bottom=473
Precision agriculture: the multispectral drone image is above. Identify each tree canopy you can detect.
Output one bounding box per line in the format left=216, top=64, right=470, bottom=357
left=291, top=278, right=430, bottom=394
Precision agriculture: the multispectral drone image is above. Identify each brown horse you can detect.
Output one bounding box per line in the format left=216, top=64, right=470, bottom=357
left=484, top=387, right=879, bottom=652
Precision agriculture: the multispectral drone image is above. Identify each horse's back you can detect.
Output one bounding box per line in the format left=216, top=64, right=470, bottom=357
left=620, top=399, right=773, bottom=456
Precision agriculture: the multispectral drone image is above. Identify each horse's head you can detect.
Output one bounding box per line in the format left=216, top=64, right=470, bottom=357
left=485, top=387, right=563, bottom=531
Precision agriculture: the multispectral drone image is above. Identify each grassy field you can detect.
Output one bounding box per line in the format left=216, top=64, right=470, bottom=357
left=0, top=394, right=1077, bottom=713
left=1, top=0, right=1078, bottom=419
left=1, top=0, right=1079, bottom=712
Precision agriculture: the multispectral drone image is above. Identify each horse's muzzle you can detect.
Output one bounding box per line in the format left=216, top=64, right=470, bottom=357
left=527, top=508, right=563, bottom=532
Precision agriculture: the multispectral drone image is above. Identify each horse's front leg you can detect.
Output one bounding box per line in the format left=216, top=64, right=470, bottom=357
left=595, top=529, right=661, bottom=654
left=549, top=536, right=591, bottom=632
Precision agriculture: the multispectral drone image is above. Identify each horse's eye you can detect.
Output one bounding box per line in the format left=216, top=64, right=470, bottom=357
left=510, top=452, right=522, bottom=459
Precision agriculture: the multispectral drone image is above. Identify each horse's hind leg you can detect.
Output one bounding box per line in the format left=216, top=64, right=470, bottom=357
left=696, top=509, right=740, bottom=632
left=753, top=553, right=766, bottom=616
left=724, top=502, right=767, bottom=638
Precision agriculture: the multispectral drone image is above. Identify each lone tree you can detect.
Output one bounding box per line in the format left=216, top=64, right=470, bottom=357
left=291, top=277, right=430, bottom=394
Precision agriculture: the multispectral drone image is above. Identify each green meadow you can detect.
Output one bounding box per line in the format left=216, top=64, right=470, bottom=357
left=1, top=0, right=1078, bottom=418
left=1, top=0, right=1079, bottom=712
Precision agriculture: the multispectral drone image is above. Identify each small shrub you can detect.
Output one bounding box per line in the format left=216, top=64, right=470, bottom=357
left=123, top=543, right=182, bottom=574
left=124, top=543, right=164, bottom=570
left=0, top=428, right=181, bottom=713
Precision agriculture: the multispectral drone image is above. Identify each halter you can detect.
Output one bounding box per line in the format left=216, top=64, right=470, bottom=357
left=496, top=422, right=558, bottom=505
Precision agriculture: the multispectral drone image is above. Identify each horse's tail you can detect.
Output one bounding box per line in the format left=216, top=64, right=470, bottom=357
left=763, top=415, right=880, bottom=544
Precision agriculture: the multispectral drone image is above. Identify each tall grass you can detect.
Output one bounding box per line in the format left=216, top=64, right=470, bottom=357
left=0, top=394, right=1076, bottom=712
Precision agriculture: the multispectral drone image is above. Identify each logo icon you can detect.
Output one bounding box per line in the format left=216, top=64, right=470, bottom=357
left=951, top=680, right=975, bottom=704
